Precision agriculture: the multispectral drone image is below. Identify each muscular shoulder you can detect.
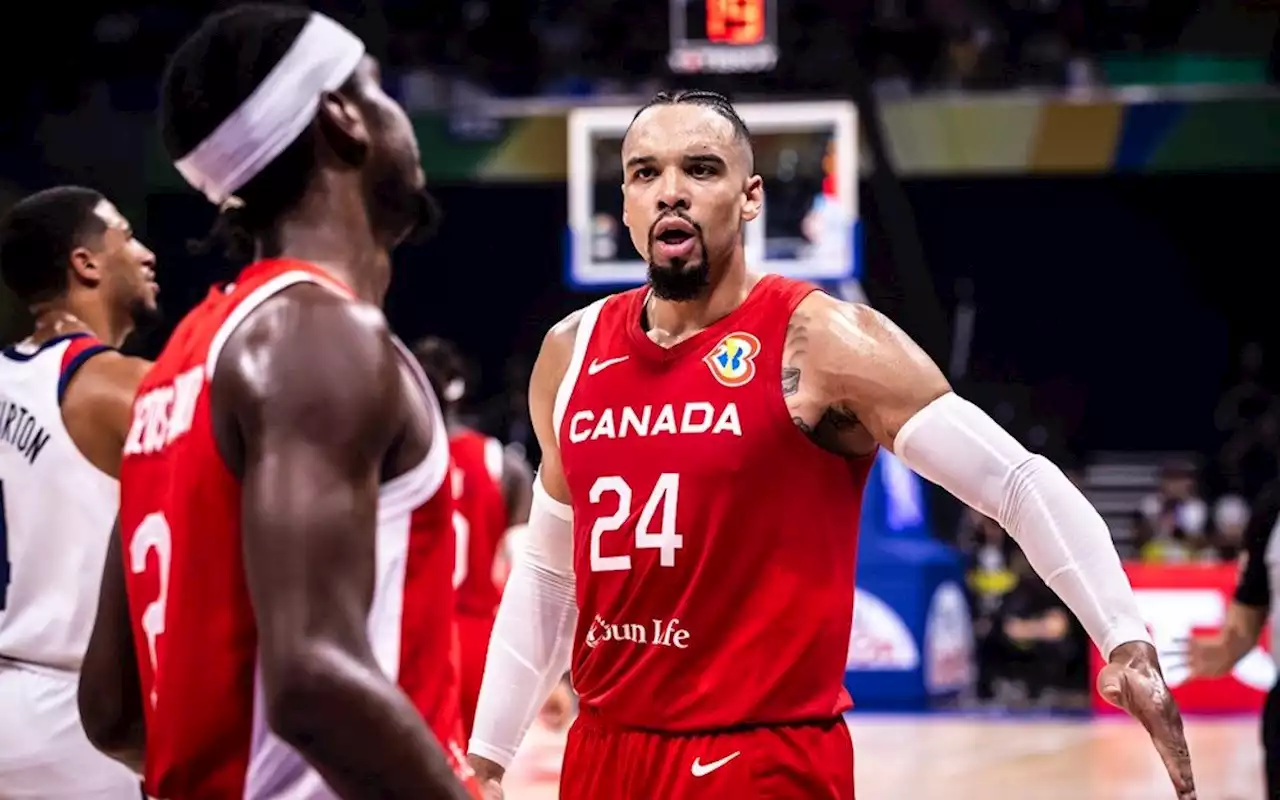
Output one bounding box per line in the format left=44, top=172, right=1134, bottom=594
left=212, top=283, right=402, bottom=462
left=787, top=293, right=908, bottom=363
left=531, top=306, right=590, bottom=399
left=783, top=293, right=949, bottom=455
left=218, top=284, right=394, bottom=394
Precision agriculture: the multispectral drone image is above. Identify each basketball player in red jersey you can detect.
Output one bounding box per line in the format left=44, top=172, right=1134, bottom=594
left=0, top=186, right=156, bottom=797
left=78, top=6, right=474, bottom=799
left=413, top=337, right=537, bottom=739
left=468, top=90, right=1196, bottom=799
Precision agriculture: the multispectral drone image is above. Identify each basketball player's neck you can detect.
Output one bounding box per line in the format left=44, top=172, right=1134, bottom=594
left=259, top=181, right=393, bottom=306
left=646, top=250, right=752, bottom=340
left=29, top=290, right=131, bottom=348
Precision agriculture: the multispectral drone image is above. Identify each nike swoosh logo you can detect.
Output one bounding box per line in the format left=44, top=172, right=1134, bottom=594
left=586, top=356, right=629, bottom=375
left=690, top=751, right=741, bottom=777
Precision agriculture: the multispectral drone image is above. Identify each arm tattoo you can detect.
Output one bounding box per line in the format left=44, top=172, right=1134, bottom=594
left=781, top=311, right=810, bottom=398
left=782, top=367, right=800, bottom=397
left=794, top=405, right=863, bottom=456
left=782, top=306, right=872, bottom=457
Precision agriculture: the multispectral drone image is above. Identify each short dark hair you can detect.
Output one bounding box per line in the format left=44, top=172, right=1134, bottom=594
left=630, top=89, right=752, bottom=144
left=160, top=3, right=321, bottom=258
left=0, top=186, right=107, bottom=305
left=412, top=336, right=469, bottom=407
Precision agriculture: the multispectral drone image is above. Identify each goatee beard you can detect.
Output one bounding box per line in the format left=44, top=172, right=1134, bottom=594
left=647, top=256, right=711, bottom=301
left=646, top=210, right=711, bottom=302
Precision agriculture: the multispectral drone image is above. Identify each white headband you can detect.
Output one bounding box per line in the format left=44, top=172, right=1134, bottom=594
left=174, top=12, right=366, bottom=206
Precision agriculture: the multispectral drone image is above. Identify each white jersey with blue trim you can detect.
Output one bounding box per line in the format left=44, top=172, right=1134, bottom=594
left=0, top=333, right=118, bottom=672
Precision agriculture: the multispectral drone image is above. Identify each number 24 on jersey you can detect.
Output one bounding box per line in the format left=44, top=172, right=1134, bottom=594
left=588, top=473, right=684, bottom=572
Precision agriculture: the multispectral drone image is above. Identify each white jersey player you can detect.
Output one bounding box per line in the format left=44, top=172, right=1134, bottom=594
left=0, top=187, right=157, bottom=797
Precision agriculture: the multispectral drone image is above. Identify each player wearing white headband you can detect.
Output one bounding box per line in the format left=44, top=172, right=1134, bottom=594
left=79, top=5, right=474, bottom=799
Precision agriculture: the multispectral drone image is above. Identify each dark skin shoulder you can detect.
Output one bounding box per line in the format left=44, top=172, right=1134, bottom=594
left=62, top=351, right=151, bottom=478
left=207, top=283, right=466, bottom=799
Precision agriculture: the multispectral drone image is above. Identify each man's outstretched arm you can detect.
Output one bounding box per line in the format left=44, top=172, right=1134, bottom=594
left=219, top=286, right=469, bottom=800
left=785, top=292, right=1194, bottom=798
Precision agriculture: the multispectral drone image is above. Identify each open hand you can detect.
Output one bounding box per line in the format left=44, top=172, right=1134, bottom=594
left=1183, top=635, right=1237, bottom=679
left=1097, top=641, right=1196, bottom=799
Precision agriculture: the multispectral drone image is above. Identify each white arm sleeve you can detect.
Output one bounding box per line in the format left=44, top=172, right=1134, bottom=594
left=467, top=473, right=577, bottom=769
left=893, top=392, right=1152, bottom=659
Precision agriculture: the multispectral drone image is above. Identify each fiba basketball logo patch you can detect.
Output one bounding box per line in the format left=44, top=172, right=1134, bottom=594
left=703, top=332, right=761, bottom=387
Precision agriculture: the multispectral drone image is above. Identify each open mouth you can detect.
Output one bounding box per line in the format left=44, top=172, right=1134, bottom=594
left=652, top=219, right=698, bottom=260
left=657, top=229, right=693, bottom=245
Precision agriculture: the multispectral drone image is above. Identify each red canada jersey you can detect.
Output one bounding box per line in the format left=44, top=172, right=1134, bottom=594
left=118, top=259, right=467, bottom=798
left=556, top=275, right=872, bottom=732
left=450, top=428, right=509, bottom=617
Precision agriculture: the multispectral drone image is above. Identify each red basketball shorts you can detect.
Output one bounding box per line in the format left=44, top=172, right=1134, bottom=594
left=560, top=709, right=854, bottom=799
left=456, top=611, right=495, bottom=741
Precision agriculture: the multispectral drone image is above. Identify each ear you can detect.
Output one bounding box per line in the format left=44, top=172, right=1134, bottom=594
left=621, top=193, right=630, bottom=228
left=68, top=246, right=101, bottom=288
left=316, top=89, right=370, bottom=166
left=741, top=174, right=764, bottom=223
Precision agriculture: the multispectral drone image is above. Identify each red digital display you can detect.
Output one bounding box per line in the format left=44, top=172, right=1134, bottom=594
left=706, top=0, right=766, bottom=45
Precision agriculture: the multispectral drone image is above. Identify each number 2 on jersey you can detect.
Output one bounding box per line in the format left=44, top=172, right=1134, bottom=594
left=129, top=512, right=172, bottom=706
left=589, top=473, right=684, bottom=572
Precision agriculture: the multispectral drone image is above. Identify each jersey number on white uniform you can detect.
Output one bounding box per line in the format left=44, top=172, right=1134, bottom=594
left=0, top=481, right=9, bottom=612
left=588, top=473, right=684, bottom=572
left=129, top=512, right=172, bottom=707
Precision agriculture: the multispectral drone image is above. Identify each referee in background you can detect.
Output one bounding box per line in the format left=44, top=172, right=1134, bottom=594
left=1188, top=481, right=1280, bottom=796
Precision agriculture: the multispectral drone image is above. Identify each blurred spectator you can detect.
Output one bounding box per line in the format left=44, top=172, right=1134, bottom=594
left=997, top=550, right=1082, bottom=706
left=960, top=511, right=1017, bottom=700
left=966, top=528, right=1084, bottom=707
left=1133, top=459, right=1210, bottom=563
left=1205, top=495, right=1250, bottom=563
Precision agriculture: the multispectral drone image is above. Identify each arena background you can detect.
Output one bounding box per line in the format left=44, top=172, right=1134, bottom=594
left=1, top=1, right=1278, bottom=796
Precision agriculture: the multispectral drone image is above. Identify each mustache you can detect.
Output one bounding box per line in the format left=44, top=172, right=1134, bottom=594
left=648, top=211, right=702, bottom=242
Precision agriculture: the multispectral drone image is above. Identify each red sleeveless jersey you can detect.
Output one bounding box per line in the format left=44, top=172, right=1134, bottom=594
left=450, top=428, right=509, bottom=617
left=555, top=275, right=871, bottom=732
left=118, top=259, right=467, bottom=798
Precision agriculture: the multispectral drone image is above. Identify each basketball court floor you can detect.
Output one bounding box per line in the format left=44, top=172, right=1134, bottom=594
left=503, top=714, right=1262, bottom=799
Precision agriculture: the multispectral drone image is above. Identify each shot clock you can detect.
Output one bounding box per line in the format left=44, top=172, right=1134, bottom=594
left=668, top=0, right=778, bottom=74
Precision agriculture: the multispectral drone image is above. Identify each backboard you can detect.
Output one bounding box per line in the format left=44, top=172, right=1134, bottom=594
left=566, top=101, right=859, bottom=290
